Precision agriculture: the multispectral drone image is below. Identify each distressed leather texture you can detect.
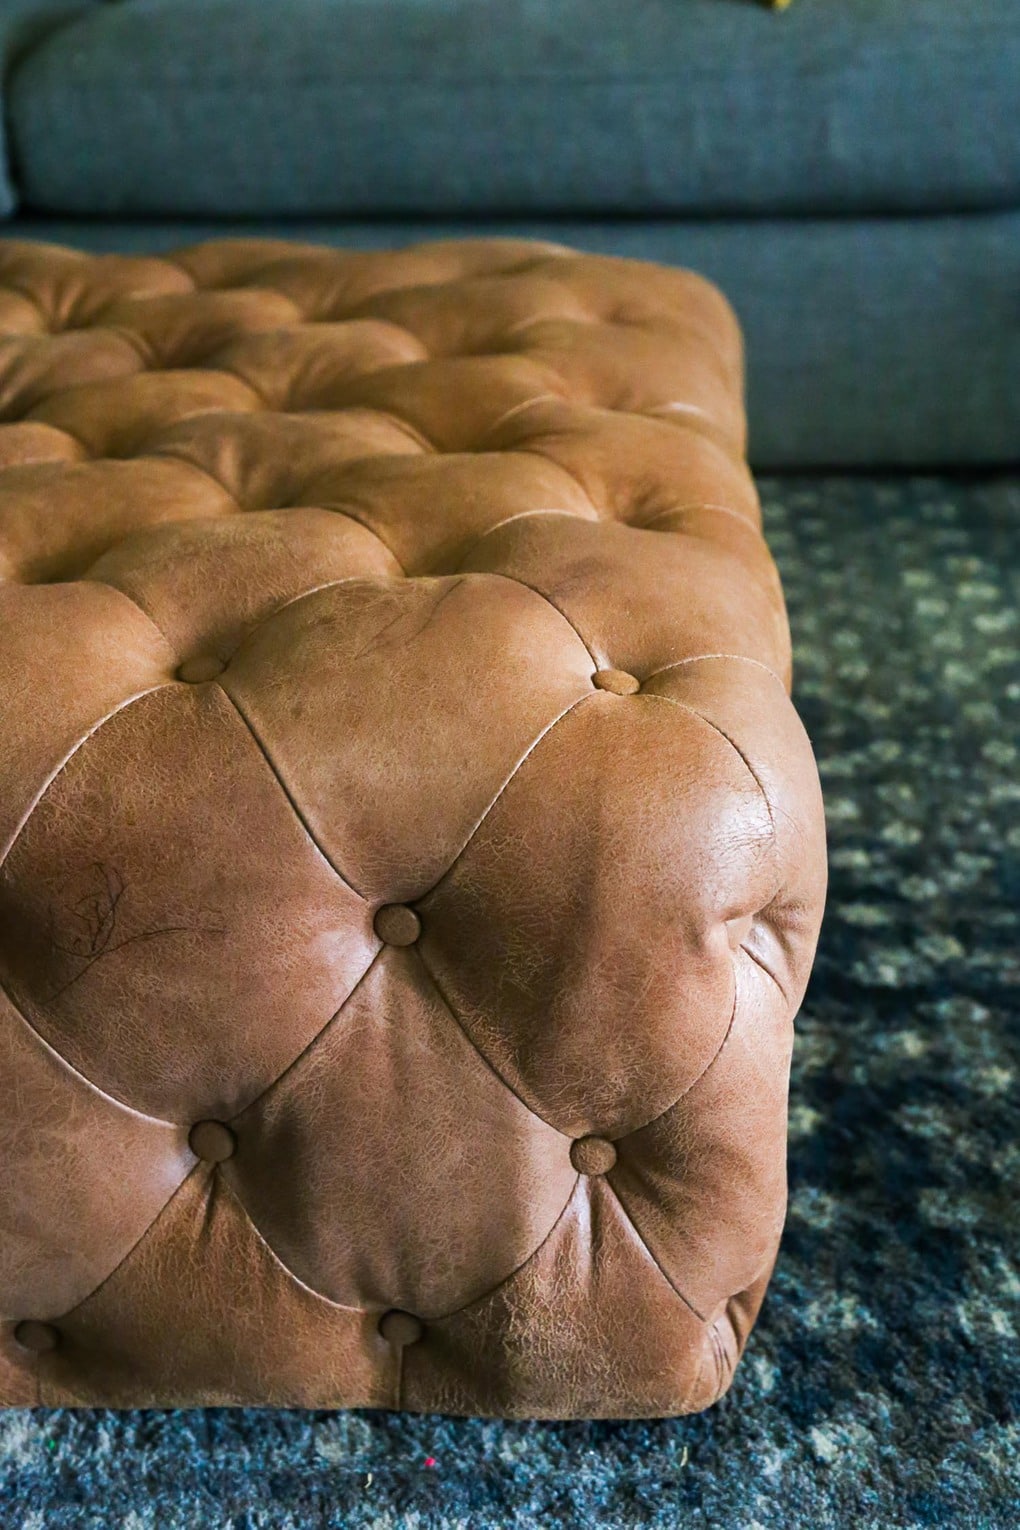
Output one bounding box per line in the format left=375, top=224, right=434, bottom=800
left=0, top=236, right=826, bottom=1418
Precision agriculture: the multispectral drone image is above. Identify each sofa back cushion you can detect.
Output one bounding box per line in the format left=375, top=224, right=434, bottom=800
left=0, top=1, right=100, bottom=216
left=7, top=0, right=1020, bottom=218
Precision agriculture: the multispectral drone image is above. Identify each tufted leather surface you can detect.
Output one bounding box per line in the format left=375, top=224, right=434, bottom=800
left=0, top=235, right=826, bottom=1418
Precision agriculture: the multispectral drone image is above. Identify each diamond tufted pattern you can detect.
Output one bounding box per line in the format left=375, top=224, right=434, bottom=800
left=0, top=236, right=826, bottom=1418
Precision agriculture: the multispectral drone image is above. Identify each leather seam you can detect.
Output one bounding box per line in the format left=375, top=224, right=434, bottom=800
left=644, top=689, right=778, bottom=839
left=0, top=683, right=171, bottom=871
left=427, top=1175, right=580, bottom=1325
left=710, top=1321, right=728, bottom=1399
left=422, top=690, right=590, bottom=896
left=12, top=418, right=89, bottom=461
left=483, top=570, right=597, bottom=664
left=342, top=407, right=436, bottom=455
left=604, top=1178, right=706, bottom=1323
left=680, top=1338, right=711, bottom=1415
left=201, top=363, right=274, bottom=410
left=222, top=575, right=370, bottom=660
left=215, top=1176, right=368, bottom=1316
left=0, top=286, right=50, bottom=332
left=313, top=505, right=408, bottom=573
left=231, top=949, right=382, bottom=1121
left=0, top=974, right=179, bottom=1126
left=100, top=323, right=160, bottom=371
left=641, top=405, right=743, bottom=458
left=512, top=444, right=601, bottom=522
left=48, top=1161, right=207, bottom=1326
left=621, top=978, right=740, bottom=1139
left=203, top=566, right=406, bottom=674
left=81, top=578, right=179, bottom=657
left=640, top=502, right=759, bottom=532
left=740, top=940, right=790, bottom=1007
left=448, top=505, right=598, bottom=569
left=141, top=449, right=245, bottom=509
left=644, top=652, right=785, bottom=688
left=414, top=947, right=566, bottom=1138
left=146, top=253, right=200, bottom=289
left=471, top=390, right=562, bottom=444
left=217, top=682, right=368, bottom=900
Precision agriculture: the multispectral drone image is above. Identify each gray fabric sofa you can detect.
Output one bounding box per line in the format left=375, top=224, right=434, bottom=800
left=2, top=0, right=1017, bottom=467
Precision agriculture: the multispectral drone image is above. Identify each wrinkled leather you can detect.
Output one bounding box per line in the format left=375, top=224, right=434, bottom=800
left=0, top=236, right=826, bottom=1417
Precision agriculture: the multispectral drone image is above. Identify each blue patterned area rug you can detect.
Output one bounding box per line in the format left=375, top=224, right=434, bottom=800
left=2, top=476, right=1017, bottom=1530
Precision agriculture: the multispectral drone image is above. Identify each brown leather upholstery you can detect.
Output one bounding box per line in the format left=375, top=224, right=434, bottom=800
left=0, top=236, right=826, bottom=1417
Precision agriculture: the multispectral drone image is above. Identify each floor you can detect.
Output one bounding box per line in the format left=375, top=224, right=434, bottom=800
left=2, top=476, right=1018, bottom=1529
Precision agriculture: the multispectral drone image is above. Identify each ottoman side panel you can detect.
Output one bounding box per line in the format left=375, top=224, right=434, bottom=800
left=417, top=660, right=824, bottom=1418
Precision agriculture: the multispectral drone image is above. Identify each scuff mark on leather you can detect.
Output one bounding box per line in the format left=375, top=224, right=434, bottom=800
left=44, top=861, right=225, bottom=1002
left=350, top=576, right=465, bottom=660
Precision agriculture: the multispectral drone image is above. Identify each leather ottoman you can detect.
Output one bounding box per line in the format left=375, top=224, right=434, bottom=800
left=0, top=236, right=826, bottom=1417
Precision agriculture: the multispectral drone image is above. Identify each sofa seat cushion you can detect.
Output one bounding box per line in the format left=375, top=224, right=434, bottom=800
left=8, top=0, right=1020, bottom=218
left=0, top=235, right=826, bottom=1416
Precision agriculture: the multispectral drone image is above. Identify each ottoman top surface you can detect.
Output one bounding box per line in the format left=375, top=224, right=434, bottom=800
left=0, top=235, right=786, bottom=718
left=0, top=237, right=826, bottom=1414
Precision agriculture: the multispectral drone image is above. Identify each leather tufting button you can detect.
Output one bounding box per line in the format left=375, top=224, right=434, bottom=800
left=176, top=655, right=226, bottom=684
left=374, top=904, right=422, bottom=946
left=570, top=1136, right=618, bottom=1175
left=592, top=669, right=640, bottom=696
left=378, top=1310, right=424, bottom=1347
left=13, top=1320, right=60, bottom=1354
left=188, top=1120, right=237, bottom=1163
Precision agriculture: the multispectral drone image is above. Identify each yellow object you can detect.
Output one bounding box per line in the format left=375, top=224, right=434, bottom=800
left=769, top=0, right=795, bottom=10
